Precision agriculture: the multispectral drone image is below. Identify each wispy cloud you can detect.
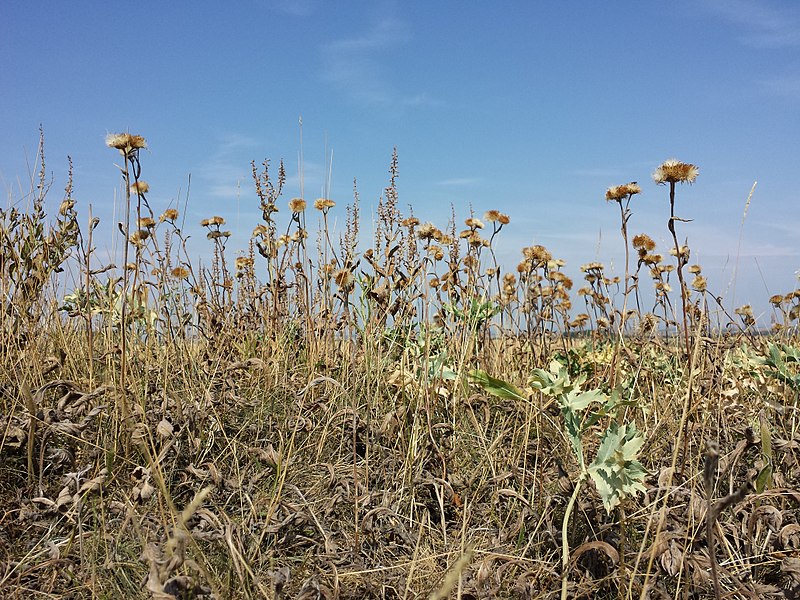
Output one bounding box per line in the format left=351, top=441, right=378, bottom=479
left=200, top=133, right=260, bottom=200
left=320, top=15, right=439, bottom=107
left=701, top=0, right=800, bottom=47
left=436, top=177, right=482, bottom=186
left=758, top=73, right=800, bottom=98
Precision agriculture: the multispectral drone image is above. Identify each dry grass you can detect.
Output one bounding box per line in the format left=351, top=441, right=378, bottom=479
left=1, top=133, right=799, bottom=599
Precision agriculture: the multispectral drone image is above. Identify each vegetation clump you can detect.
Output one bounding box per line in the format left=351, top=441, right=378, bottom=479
left=1, top=132, right=799, bottom=598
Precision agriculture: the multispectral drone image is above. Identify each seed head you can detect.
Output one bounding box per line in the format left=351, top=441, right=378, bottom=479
left=606, top=182, right=641, bottom=201
left=235, top=257, right=254, bottom=271
left=106, top=133, right=147, bottom=155
left=314, top=198, right=336, bottom=211
left=652, top=159, right=699, bottom=184
left=632, top=234, right=656, bottom=251
left=130, top=181, right=149, bottom=194
left=289, top=198, right=307, bottom=213
left=160, top=209, right=179, bottom=222
left=691, top=275, right=707, bottom=292
left=484, top=210, right=510, bottom=225
left=171, top=267, right=189, bottom=279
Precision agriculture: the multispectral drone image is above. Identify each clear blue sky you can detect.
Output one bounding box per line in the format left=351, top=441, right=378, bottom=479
left=2, top=1, right=798, bottom=323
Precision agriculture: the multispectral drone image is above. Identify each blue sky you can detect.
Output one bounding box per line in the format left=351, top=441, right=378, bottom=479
left=2, top=1, right=798, bottom=323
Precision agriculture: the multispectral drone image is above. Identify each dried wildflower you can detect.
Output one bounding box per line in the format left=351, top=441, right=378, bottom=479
left=130, top=181, right=150, bottom=194
left=130, top=229, right=149, bottom=243
left=688, top=264, right=702, bottom=274
left=652, top=159, right=699, bottom=184
left=691, top=275, right=707, bottom=292
left=138, top=217, right=156, bottom=228
left=278, top=234, right=291, bottom=246
left=209, top=216, right=225, bottom=226
left=581, top=262, right=604, bottom=273
left=59, top=199, right=75, bottom=215
left=606, top=182, right=641, bottom=201
left=334, top=269, right=355, bottom=292
left=124, top=262, right=137, bottom=270
left=522, top=245, right=552, bottom=263
left=288, top=198, right=307, bottom=213
left=465, top=217, right=485, bottom=229
left=642, top=254, right=663, bottom=265
left=735, top=304, right=754, bottom=318
left=632, top=234, right=656, bottom=251
left=252, top=224, right=268, bottom=237
left=160, top=208, right=179, bottom=222
left=106, top=133, right=147, bottom=154
left=314, top=198, right=335, bottom=211
left=669, top=245, right=690, bottom=259
left=290, top=229, right=308, bottom=242
left=467, top=231, right=484, bottom=247
left=235, top=257, right=254, bottom=271
left=769, top=294, right=784, bottom=306
left=484, top=210, right=510, bottom=224
left=170, top=266, right=189, bottom=279
left=402, top=217, right=420, bottom=228
left=418, top=222, right=439, bottom=240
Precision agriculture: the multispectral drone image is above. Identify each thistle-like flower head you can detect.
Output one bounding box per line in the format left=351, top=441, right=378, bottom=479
left=652, top=159, right=699, bottom=185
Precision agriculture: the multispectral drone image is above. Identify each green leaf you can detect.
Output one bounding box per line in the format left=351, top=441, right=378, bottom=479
left=588, top=423, right=648, bottom=513
left=468, top=370, right=527, bottom=402
left=563, top=388, right=606, bottom=413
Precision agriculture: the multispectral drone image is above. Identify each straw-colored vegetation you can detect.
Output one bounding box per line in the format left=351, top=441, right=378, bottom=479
left=1, top=131, right=799, bottom=599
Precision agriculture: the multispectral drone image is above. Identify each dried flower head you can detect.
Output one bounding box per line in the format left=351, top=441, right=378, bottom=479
left=105, top=133, right=147, bottom=155
left=484, top=210, right=510, bottom=224
left=522, top=245, right=552, bottom=263
left=314, top=198, right=336, bottom=211
left=201, top=216, right=225, bottom=227
left=691, top=275, right=707, bottom=292
left=289, top=198, right=307, bottom=212
left=465, top=217, right=485, bottom=230
left=581, top=262, right=604, bottom=273
left=652, top=159, right=699, bottom=184
left=235, top=257, right=254, bottom=272
left=769, top=294, right=784, bottom=306
left=160, top=208, right=179, bottom=222
left=129, top=229, right=149, bottom=244
left=632, top=234, right=656, bottom=251
left=130, top=181, right=149, bottom=194
left=402, top=217, right=420, bottom=228
left=688, top=264, right=702, bottom=274
left=334, top=269, right=355, bottom=292
left=171, top=267, right=189, bottom=279
left=606, top=182, right=641, bottom=201
left=417, top=222, right=439, bottom=240
left=137, top=217, right=156, bottom=228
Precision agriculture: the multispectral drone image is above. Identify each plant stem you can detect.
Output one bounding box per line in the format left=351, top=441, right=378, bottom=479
left=561, top=472, right=586, bottom=600
left=667, top=181, right=690, bottom=357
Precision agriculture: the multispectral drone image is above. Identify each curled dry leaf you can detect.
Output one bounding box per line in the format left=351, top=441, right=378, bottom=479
left=749, top=504, right=783, bottom=534
left=782, top=557, right=800, bottom=584
left=779, top=523, right=800, bottom=549
left=571, top=540, right=619, bottom=566
left=78, top=468, right=108, bottom=495
left=157, top=419, right=174, bottom=439
left=659, top=539, right=684, bottom=577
